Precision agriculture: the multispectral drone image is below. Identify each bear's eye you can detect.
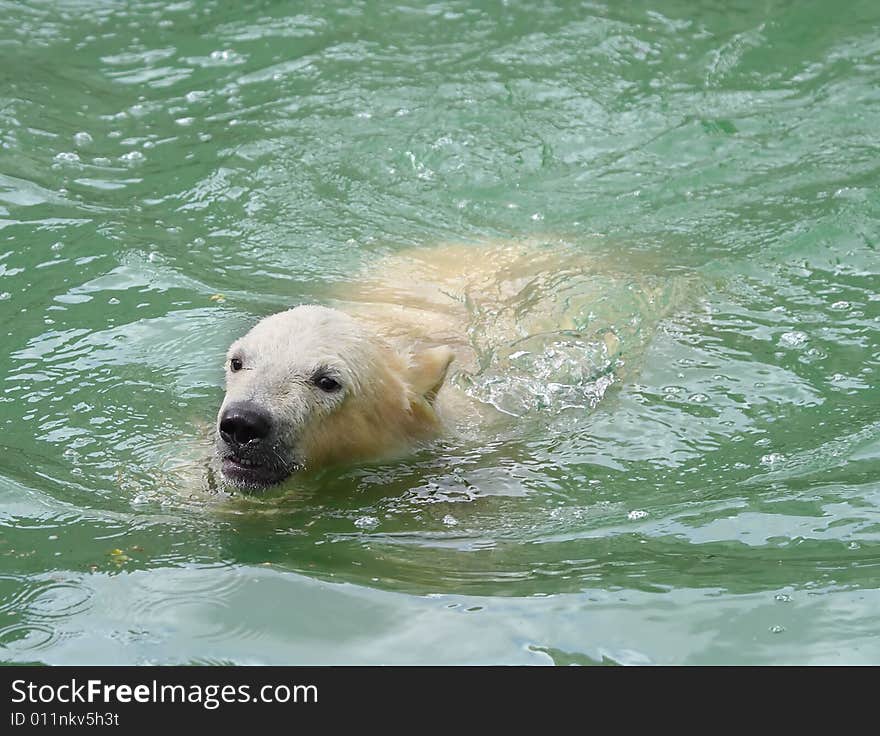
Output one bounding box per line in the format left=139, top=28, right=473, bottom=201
left=313, top=374, right=342, bottom=393
left=230, top=357, right=243, bottom=372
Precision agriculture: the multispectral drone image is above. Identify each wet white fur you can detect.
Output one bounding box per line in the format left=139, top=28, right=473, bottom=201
left=218, top=305, right=452, bottom=473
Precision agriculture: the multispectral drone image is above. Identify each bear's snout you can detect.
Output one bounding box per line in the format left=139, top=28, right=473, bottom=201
left=219, top=402, right=273, bottom=447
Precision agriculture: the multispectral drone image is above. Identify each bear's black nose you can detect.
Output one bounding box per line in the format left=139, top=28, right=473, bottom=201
left=219, top=403, right=272, bottom=446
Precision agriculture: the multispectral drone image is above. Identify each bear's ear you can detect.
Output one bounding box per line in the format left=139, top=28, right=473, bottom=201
left=408, top=346, right=454, bottom=404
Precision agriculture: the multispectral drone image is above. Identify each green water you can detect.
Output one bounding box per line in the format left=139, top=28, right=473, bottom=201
left=1, top=0, right=879, bottom=665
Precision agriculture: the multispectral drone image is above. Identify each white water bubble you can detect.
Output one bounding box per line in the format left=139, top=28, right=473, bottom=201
left=774, top=593, right=792, bottom=603
left=769, top=625, right=785, bottom=634
left=73, top=131, right=93, bottom=147
left=627, top=510, right=648, bottom=520
left=54, top=151, right=80, bottom=163
left=779, top=330, right=807, bottom=348
left=688, top=393, right=709, bottom=403
left=210, top=49, right=243, bottom=63
left=830, top=300, right=850, bottom=310
left=354, top=516, right=379, bottom=530
left=119, top=150, right=145, bottom=163
left=761, top=453, right=784, bottom=466
left=175, top=116, right=194, bottom=126
left=442, top=514, right=459, bottom=527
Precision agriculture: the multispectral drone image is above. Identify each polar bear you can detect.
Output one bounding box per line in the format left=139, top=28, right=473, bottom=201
left=215, top=239, right=690, bottom=491
left=215, top=240, right=528, bottom=491
left=215, top=304, right=456, bottom=490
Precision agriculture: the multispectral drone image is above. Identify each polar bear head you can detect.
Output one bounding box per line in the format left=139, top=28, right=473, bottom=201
left=215, top=305, right=453, bottom=491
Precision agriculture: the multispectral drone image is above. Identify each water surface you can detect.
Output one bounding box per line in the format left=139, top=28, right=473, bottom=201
left=1, top=0, right=879, bottom=664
